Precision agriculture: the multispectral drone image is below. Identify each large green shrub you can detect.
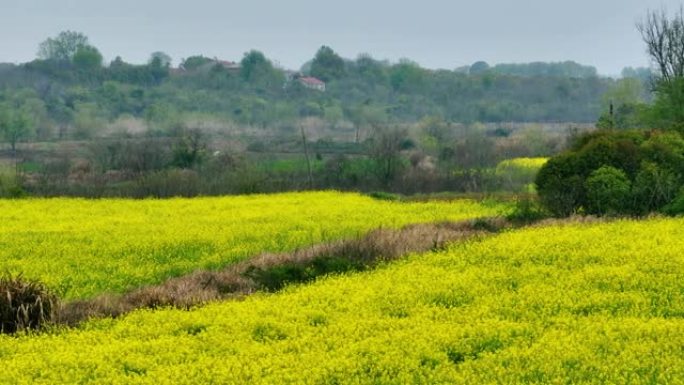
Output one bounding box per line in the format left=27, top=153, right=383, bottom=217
left=584, top=166, right=631, bottom=216
left=535, top=153, right=584, bottom=217
left=632, top=162, right=679, bottom=214
left=662, top=189, right=684, bottom=216
left=536, top=129, right=684, bottom=217
left=640, top=132, right=684, bottom=176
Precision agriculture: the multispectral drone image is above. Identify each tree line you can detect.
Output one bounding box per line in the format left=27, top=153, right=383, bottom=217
left=0, top=26, right=658, bottom=199
left=536, top=7, right=684, bottom=218
left=0, top=31, right=642, bottom=146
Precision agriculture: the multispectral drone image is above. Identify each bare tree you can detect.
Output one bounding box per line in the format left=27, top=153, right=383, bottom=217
left=370, top=126, right=407, bottom=186
left=637, top=7, right=684, bottom=85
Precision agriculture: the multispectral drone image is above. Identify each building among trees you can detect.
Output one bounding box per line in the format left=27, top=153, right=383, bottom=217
left=298, top=76, right=326, bottom=91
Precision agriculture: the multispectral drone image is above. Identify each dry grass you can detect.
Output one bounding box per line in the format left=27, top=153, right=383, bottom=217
left=0, top=274, right=57, bottom=334
left=57, top=217, right=509, bottom=326
left=532, top=215, right=608, bottom=228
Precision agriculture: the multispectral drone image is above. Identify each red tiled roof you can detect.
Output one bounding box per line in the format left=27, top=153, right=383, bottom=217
left=299, top=77, right=325, bottom=85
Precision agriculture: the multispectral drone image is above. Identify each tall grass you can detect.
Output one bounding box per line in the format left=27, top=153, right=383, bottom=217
left=0, top=274, right=56, bottom=334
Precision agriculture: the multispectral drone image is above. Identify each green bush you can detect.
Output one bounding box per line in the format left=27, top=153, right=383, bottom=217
left=535, top=153, right=584, bottom=217
left=368, top=191, right=401, bottom=201
left=662, top=189, right=684, bottom=216
left=584, top=166, right=631, bottom=216
left=244, top=256, right=363, bottom=292
left=632, top=162, right=679, bottom=215
left=0, top=173, right=27, bottom=198
left=506, top=196, right=549, bottom=224
left=537, top=129, right=684, bottom=217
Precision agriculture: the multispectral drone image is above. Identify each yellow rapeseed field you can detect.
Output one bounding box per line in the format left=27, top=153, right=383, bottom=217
left=0, top=192, right=503, bottom=299
left=2, top=217, right=684, bottom=384
left=496, top=157, right=549, bottom=171
left=495, top=157, right=549, bottom=192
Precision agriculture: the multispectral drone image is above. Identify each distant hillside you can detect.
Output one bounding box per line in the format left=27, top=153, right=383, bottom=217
left=0, top=35, right=641, bottom=144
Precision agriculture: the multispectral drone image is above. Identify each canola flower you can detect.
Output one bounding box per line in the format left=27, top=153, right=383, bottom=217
left=496, top=157, right=549, bottom=171
left=2, top=217, right=684, bottom=383
left=495, top=157, right=548, bottom=179
left=496, top=157, right=549, bottom=192
left=0, top=192, right=503, bottom=299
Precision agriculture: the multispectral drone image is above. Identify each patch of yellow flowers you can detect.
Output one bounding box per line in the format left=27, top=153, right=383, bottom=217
left=0, top=192, right=503, bottom=299
left=3, top=217, right=684, bottom=383
left=495, top=157, right=549, bottom=192
left=496, top=157, right=549, bottom=171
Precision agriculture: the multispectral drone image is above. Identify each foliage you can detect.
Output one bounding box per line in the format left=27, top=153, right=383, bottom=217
left=310, top=46, right=346, bottom=82
left=469, top=61, right=490, bottom=75
left=638, top=8, right=684, bottom=131
left=240, top=50, right=283, bottom=91
left=646, top=77, right=684, bottom=132
left=172, top=129, right=206, bottom=168
left=72, top=102, right=105, bottom=139
left=0, top=31, right=639, bottom=197
left=506, top=196, right=548, bottom=224
left=662, top=189, right=684, bottom=215
left=147, top=53, right=171, bottom=84
left=622, top=66, right=653, bottom=82
left=0, top=171, right=27, bottom=198
left=390, top=59, right=426, bottom=93
left=492, top=61, right=598, bottom=78
left=244, top=255, right=363, bottom=292
left=596, top=78, right=648, bottom=129
left=37, top=31, right=90, bottom=62
left=0, top=103, right=34, bottom=151
left=367, top=191, right=402, bottom=201
left=535, top=152, right=586, bottom=217
left=181, top=56, right=213, bottom=71
left=638, top=7, right=684, bottom=84
left=72, top=45, right=103, bottom=71
left=584, top=166, right=631, bottom=216
left=537, top=129, right=684, bottom=216
left=149, top=52, right=172, bottom=68
left=632, top=161, right=680, bottom=214
left=0, top=32, right=615, bottom=144
left=368, top=127, right=409, bottom=185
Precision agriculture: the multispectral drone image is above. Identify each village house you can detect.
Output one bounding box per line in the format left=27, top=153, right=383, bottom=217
left=215, top=59, right=241, bottom=72
left=298, top=76, right=326, bottom=92
left=283, top=72, right=327, bottom=92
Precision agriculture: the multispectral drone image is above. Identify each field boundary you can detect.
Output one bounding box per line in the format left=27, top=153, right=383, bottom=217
left=57, top=217, right=511, bottom=326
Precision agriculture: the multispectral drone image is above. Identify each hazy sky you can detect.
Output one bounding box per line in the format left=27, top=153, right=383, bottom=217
left=1, top=0, right=681, bottom=75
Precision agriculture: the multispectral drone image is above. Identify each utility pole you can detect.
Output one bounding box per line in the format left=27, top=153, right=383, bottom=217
left=609, top=101, right=615, bottom=129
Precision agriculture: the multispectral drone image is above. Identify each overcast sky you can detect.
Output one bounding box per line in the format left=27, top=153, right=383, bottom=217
left=1, top=0, right=681, bottom=75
